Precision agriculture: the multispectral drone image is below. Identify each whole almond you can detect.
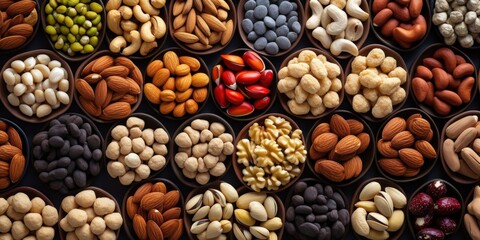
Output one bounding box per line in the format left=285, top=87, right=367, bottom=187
left=0, top=131, right=8, bottom=144
left=357, top=133, right=370, bottom=154
left=314, top=160, right=345, bottom=182
left=391, top=131, right=415, bottom=149
left=92, top=56, right=114, bottom=73
left=134, top=183, right=153, bottom=203
left=140, top=192, right=165, bottom=211
left=313, top=133, right=338, bottom=153
left=0, top=145, right=21, bottom=161
left=347, top=119, right=364, bottom=135
left=127, top=196, right=138, bottom=219
left=160, top=219, right=180, bottom=238
left=330, top=114, right=350, bottom=138
left=382, top=117, right=406, bottom=140
left=378, top=158, right=407, bottom=176
left=163, top=190, right=180, bottom=210
left=148, top=209, right=164, bottom=226
left=335, top=135, right=361, bottom=156
left=201, top=13, right=226, bottom=32
left=102, top=102, right=131, bottom=120
left=9, top=154, right=24, bottom=183
left=312, top=123, right=330, bottom=141
left=162, top=207, right=181, bottom=221
left=133, top=214, right=147, bottom=240
left=220, top=19, right=233, bottom=45
left=408, top=118, right=431, bottom=139
left=147, top=220, right=163, bottom=240
left=343, top=155, right=362, bottom=179
left=151, top=182, right=167, bottom=193
left=399, top=148, right=424, bottom=168
left=377, top=140, right=399, bottom=158
left=415, top=140, right=437, bottom=159
left=75, top=79, right=95, bottom=101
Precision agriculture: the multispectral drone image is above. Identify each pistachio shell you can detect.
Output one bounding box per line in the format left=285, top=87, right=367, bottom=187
left=264, top=197, right=278, bottom=219
left=387, top=210, right=404, bottom=232
left=192, top=205, right=210, bottom=221
left=208, top=203, right=223, bottom=221
left=220, top=182, right=239, bottom=203
left=249, top=201, right=268, bottom=221
left=233, top=223, right=251, bottom=240
left=268, top=232, right=278, bottom=240
left=237, top=192, right=267, bottom=209
left=359, top=182, right=381, bottom=201
left=223, top=203, right=234, bottom=219
left=220, top=219, right=232, bottom=233
left=260, top=217, right=283, bottom=231
left=203, top=190, right=214, bottom=206
left=210, top=188, right=227, bottom=207
left=374, top=191, right=394, bottom=218
left=352, top=208, right=370, bottom=237
left=206, top=221, right=222, bottom=239
left=191, top=219, right=209, bottom=234
left=367, top=229, right=389, bottom=240
left=250, top=226, right=270, bottom=239
left=385, top=187, right=407, bottom=209
left=354, top=201, right=378, bottom=212
left=234, top=209, right=256, bottom=226
left=367, top=212, right=389, bottom=231
left=187, top=194, right=203, bottom=214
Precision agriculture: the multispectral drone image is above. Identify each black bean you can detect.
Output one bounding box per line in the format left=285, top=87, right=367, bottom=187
left=324, top=226, right=332, bottom=240
left=87, top=135, right=101, bottom=149
left=294, top=181, right=308, bottom=194
left=39, top=172, right=49, bottom=182
left=306, top=213, right=315, bottom=222
left=315, top=215, right=327, bottom=223
left=304, top=186, right=317, bottom=204
left=49, top=168, right=67, bottom=180
left=332, top=221, right=345, bottom=239
left=298, top=223, right=319, bottom=237
left=333, top=192, right=345, bottom=209
left=49, top=119, right=61, bottom=127
left=89, top=162, right=100, bottom=176
left=75, top=158, right=88, bottom=171
left=47, top=161, right=58, bottom=171
left=295, top=216, right=305, bottom=227
left=41, top=139, right=51, bottom=151
left=69, top=145, right=84, bottom=159
left=59, top=141, right=70, bottom=156
left=58, top=157, right=71, bottom=167
left=324, top=186, right=333, bottom=198
left=313, top=204, right=328, bottom=214
left=83, top=145, right=92, bottom=160
left=318, top=228, right=327, bottom=240
left=64, top=176, right=75, bottom=189
left=67, top=115, right=83, bottom=126
left=57, top=115, right=69, bottom=123
left=327, top=199, right=337, bottom=210
left=67, top=162, right=75, bottom=174
left=295, top=205, right=312, bottom=215
left=81, top=123, right=92, bottom=135
left=78, top=129, right=87, bottom=145
left=33, top=146, right=43, bottom=160
left=33, top=132, right=48, bottom=145
left=46, top=151, right=56, bottom=161
left=292, top=195, right=304, bottom=206
left=286, top=206, right=295, bottom=221
left=338, top=209, right=350, bottom=226
left=48, top=125, right=68, bottom=138
left=327, top=210, right=338, bottom=222
left=316, top=194, right=327, bottom=205
left=92, top=149, right=102, bottom=161
left=285, top=222, right=296, bottom=235
left=73, top=170, right=86, bottom=187
left=34, top=160, right=48, bottom=172
left=67, top=123, right=80, bottom=138
left=314, top=183, right=323, bottom=195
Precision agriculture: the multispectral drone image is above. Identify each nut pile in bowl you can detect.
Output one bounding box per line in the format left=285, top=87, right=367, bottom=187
left=346, top=47, right=407, bottom=119
left=306, top=0, right=369, bottom=56
left=171, top=0, right=234, bottom=52
left=352, top=180, right=407, bottom=239
left=75, top=54, right=142, bottom=121
left=0, top=0, right=37, bottom=50
left=174, top=118, right=234, bottom=185
left=106, top=0, right=166, bottom=56
left=235, top=114, right=306, bottom=192
left=3, top=53, right=71, bottom=119
left=278, top=49, right=342, bottom=117
left=0, top=120, right=26, bottom=190
left=144, top=50, right=209, bottom=118
left=106, top=116, right=169, bottom=185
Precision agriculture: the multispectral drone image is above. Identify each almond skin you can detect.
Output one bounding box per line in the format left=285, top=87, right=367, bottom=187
left=314, top=160, right=345, bottom=182
left=133, top=214, right=147, bottom=240
left=313, top=133, right=338, bottom=153
left=377, top=140, right=399, bottom=158
left=415, top=140, right=437, bottom=159
left=9, top=154, right=25, bottom=183
left=391, top=131, right=415, bottom=149
left=408, top=118, right=431, bottom=139
left=134, top=183, right=153, bottom=203
left=335, top=135, right=361, bottom=156
left=311, top=123, right=330, bottom=141
left=378, top=158, right=407, bottom=176
left=382, top=117, right=406, bottom=140
left=343, top=155, right=362, bottom=179
left=399, top=148, right=424, bottom=168
left=347, top=119, right=364, bottom=135
left=330, top=114, right=351, bottom=138
left=357, top=133, right=371, bottom=154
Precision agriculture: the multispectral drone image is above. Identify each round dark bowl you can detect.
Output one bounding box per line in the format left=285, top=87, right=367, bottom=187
left=0, top=0, right=40, bottom=54
left=122, top=178, right=184, bottom=240
left=375, top=108, right=439, bottom=182
left=464, top=185, right=480, bottom=240
left=304, top=0, right=370, bottom=59
left=0, top=118, right=29, bottom=193
left=74, top=50, right=144, bottom=123
left=232, top=186, right=285, bottom=239
left=278, top=47, right=345, bottom=119
left=237, top=0, right=304, bottom=57
left=350, top=177, right=407, bottom=240
left=171, top=113, right=235, bottom=188
left=345, top=44, right=410, bottom=122
left=306, top=110, right=375, bottom=187
left=184, top=181, right=236, bottom=240
left=104, top=113, right=172, bottom=182
left=409, top=44, right=477, bottom=119
left=407, top=179, right=465, bottom=239
left=233, top=113, right=305, bottom=193
left=440, top=110, right=480, bottom=184
left=104, top=0, right=168, bottom=60
left=145, top=47, right=210, bottom=120
left=168, top=0, right=237, bottom=55
left=284, top=178, right=350, bottom=240
left=370, top=0, right=431, bottom=52
left=34, top=113, right=105, bottom=193
left=40, top=0, right=106, bottom=62
left=211, top=48, right=278, bottom=122
left=59, top=186, right=121, bottom=240
left=0, top=49, right=74, bottom=123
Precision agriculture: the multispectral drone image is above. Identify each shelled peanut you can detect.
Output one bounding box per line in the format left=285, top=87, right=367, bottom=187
left=0, top=192, right=58, bottom=240
left=412, top=47, right=475, bottom=116
left=277, top=49, right=343, bottom=116
left=352, top=181, right=407, bottom=239
left=144, top=51, right=209, bottom=117
left=310, top=114, right=371, bottom=183
left=106, top=116, right=169, bottom=185
left=346, top=48, right=407, bottom=118
left=0, top=120, right=26, bottom=190
left=3, top=54, right=71, bottom=118
left=378, top=114, right=436, bottom=178
left=236, top=115, right=306, bottom=192
left=75, top=55, right=142, bottom=121
left=186, top=183, right=237, bottom=239
left=372, top=0, right=427, bottom=47
left=126, top=181, right=183, bottom=239
left=106, top=0, right=166, bottom=56
left=465, top=186, right=480, bottom=239
left=233, top=192, right=282, bottom=240
left=443, top=115, right=480, bottom=180
left=174, top=119, right=233, bottom=185
left=171, top=0, right=234, bottom=51
left=0, top=0, right=37, bottom=50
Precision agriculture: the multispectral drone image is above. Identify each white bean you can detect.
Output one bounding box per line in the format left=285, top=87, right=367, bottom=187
left=56, top=91, right=70, bottom=104
left=11, top=60, right=25, bottom=73
left=36, top=104, right=52, bottom=118
left=19, top=104, right=33, bottom=116
left=21, top=92, right=35, bottom=105
left=44, top=88, right=57, bottom=106
left=36, top=54, right=51, bottom=65
left=49, top=67, right=64, bottom=84
left=34, top=64, right=50, bottom=78
left=48, top=60, right=61, bottom=69
left=2, top=70, right=15, bottom=86
left=34, top=90, right=45, bottom=103
left=51, top=102, right=60, bottom=109
left=7, top=94, right=20, bottom=106
left=6, top=84, right=14, bottom=92
left=30, top=69, right=44, bottom=83
left=13, top=83, right=27, bottom=96
left=21, top=72, right=33, bottom=86
left=24, top=57, right=36, bottom=71
left=58, top=79, right=69, bottom=92
left=31, top=103, right=39, bottom=112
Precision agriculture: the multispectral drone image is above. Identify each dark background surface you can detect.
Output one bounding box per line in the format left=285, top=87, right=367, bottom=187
left=0, top=0, right=478, bottom=239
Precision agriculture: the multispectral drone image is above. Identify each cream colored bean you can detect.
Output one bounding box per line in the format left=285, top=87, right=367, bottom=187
left=7, top=94, right=20, bottom=106
left=58, top=80, right=69, bottom=92
left=3, top=70, right=16, bottom=85
left=34, top=64, right=50, bottom=78
left=49, top=68, right=64, bottom=84
left=19, top=104, right=33, bottom=116
left=56, top=91, right=70, bottom=105
left=35, top=83, right=43, bottom=91
left=47, top=60, right=61, bottom=69
left=44, top=89, right=58, bottom=106
left=31, top=103, right=39, bottom=112
left=21, top=72, right=34, bottom=86
left=11, top=60, right=25, bottom=73
left=36, top=104, right=52, bottom=118
left=36, top=54, right=50, bottom=65
left=34, top=90, right=45, bottom=103
left=30, top=69, right=44, bottom=83
left=52, top=102, right=61, bottom=109
left=22, top=93, right=36, bottom=105
left=6, top=84, right=14, bottom=92
left=13, top=83, right=27, bottom=96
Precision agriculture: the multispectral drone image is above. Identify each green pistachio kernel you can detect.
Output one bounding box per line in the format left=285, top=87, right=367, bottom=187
left=67, top=8, right=77, bottom=17
left=96, top=22, right=101, bottom=30
left=83, top=20, right=92, bottom=28
left=79, top=27, right=86, bottom=35
left=89, top=2, right=102, bottom=13
left=85, top=11, right=97, bottom=20
left=48, top=0, right=57, bottom=8
left=50, top=34, right=58, bottom=42
left=76, top=15, right=85, bottom=25
left=46, top=14, right=56, bottom=25
left=54, top=38, right=64, bottom=49
left=67, top=0, right=79, bottom=6
left=89, top=36, right=98, bottom=46
left=56, top=5, right=67, bottom=13
left=45, top=4, right=54, bottom=14
left=91, top=15, right=101, bottom=25
left=70, top=24, right=79, bottom=35
left=71, top=42, right=83, bottom=52
left=45, top=25, right=57, bottom=35
left=62, top=43, right=69, bottom=52
left=67, top=33, right=76, bottom=43
left=55, top=14, right=65, bottom=24
left=64, top=16, right=74, bottom=27
left=86, top=27, right=97, bottom=36
left=83, top=44, right=94, bottom=53
left=60, top=25, right=69, bottom=35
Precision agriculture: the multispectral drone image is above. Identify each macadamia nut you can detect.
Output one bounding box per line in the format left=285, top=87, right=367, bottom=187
left=93, top=198, right=115, bottom=216
left=75, top=190, right=96, bottom=208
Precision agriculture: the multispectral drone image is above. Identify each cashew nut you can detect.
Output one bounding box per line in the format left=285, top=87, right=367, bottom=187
left=106, top=0, right=121, bottom=11
left=107, top=10, right=123, bottom=35
left=122, top=0, right=139, bottom=7
left=133, top=5, right=150, bottom=23
left=124, top=31, right=133, bottom=42
left=312, top=27, right=332, bottom=49
left=151, top=0, right=166, bottom=8
left=118, top=6, right=133, bottom=20
left=345, top=18, right=364, bottom=41
left=325, top=5, right=348, bottom=35
left=346, top=0, right=369, bottom=21
left=330, top=39, right=359, bottom=56
left=140, top=41, right=158, bottom=56
left=123, top=30, right=142, bottom=56
left=307, top=0, right=323, bottom=29
left=121, top=20, right=139, bottom=32
left=110, top=36, right=127, bottom=53
left=139, top=0, right=160, bottom=16
left=321, top=7, right=332, bottom=29
left=24, top=9, right=38, bottom=26
left=151, top=16, right=167, bottom=38
left=335, top=31, right=346, bottom=39
left=140, top=21, right=156, bottom=42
